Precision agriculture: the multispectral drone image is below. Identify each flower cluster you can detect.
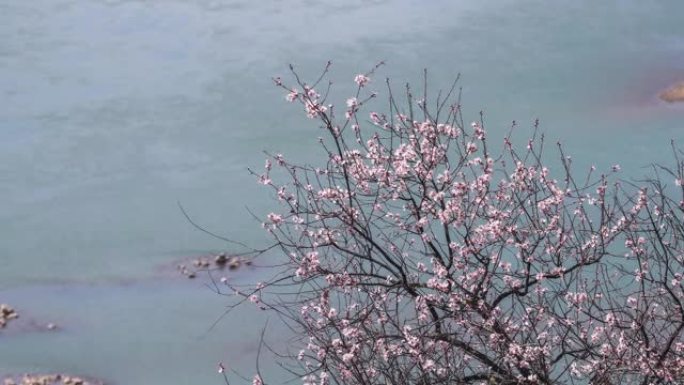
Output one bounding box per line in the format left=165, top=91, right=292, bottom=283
left=232, top=65, right=684, bottom=385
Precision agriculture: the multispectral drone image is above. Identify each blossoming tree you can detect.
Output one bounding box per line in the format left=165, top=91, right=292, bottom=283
left=226, top=63, right=684, bottom=385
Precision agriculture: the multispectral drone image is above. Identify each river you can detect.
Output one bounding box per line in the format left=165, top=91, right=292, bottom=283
left=1, top=0, right=683, bottom=384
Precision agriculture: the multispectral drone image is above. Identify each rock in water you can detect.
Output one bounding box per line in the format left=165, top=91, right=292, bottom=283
left=214, top=253, right=228, bottom=266
left=0, top=304, right=18, bottom=329
left=660, top=82, right=684, bottom=102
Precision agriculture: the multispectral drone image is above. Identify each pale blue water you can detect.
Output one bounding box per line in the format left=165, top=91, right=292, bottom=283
left=1, top=0, right=683, bottom=384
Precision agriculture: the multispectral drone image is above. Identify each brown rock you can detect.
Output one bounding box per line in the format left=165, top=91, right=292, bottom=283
left=660, top=82, right=684, bottom=102
left=227, top=257, right=241, bottom=270
left=214, top=253, right=228, bottom=266
left=0, top=304, right=18, bottom=329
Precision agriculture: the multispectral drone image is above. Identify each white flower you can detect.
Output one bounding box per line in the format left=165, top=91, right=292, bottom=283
left=342, top=352, right=355, bottom=364
left=354, top=74, right=370, bottom=87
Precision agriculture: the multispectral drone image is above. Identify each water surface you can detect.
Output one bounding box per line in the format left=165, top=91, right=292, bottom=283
left=1, top=1, right=683, bottom=383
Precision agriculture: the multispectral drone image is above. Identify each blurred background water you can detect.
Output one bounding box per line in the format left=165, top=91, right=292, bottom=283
left=1, top=0, right=683, bottom=383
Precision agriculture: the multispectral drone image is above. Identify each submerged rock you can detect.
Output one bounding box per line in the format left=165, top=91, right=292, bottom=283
left=660, top=82, right=684, bottom=102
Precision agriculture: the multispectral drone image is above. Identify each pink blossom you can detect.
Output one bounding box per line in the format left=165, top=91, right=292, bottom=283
left=342, top=352, right=355, bottom=364
left=466, top=142, right=477, bottom=154
left=627, top=296, right=638, bottom=308
left=267, top=213, right=283, bottom=225
left=252, top=374, right=263, bottom=385
left=354, top=74, right=370, bottom=87
left=286, top=89, right=299, bottom=102
left=258, top=174, right=271, bottom=185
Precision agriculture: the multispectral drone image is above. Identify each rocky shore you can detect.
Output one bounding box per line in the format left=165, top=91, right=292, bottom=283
left=2, top=374, right=103, bottom=385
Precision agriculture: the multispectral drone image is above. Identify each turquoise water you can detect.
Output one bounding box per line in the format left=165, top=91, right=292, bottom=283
left=1, top=0, right=683, bottom=383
